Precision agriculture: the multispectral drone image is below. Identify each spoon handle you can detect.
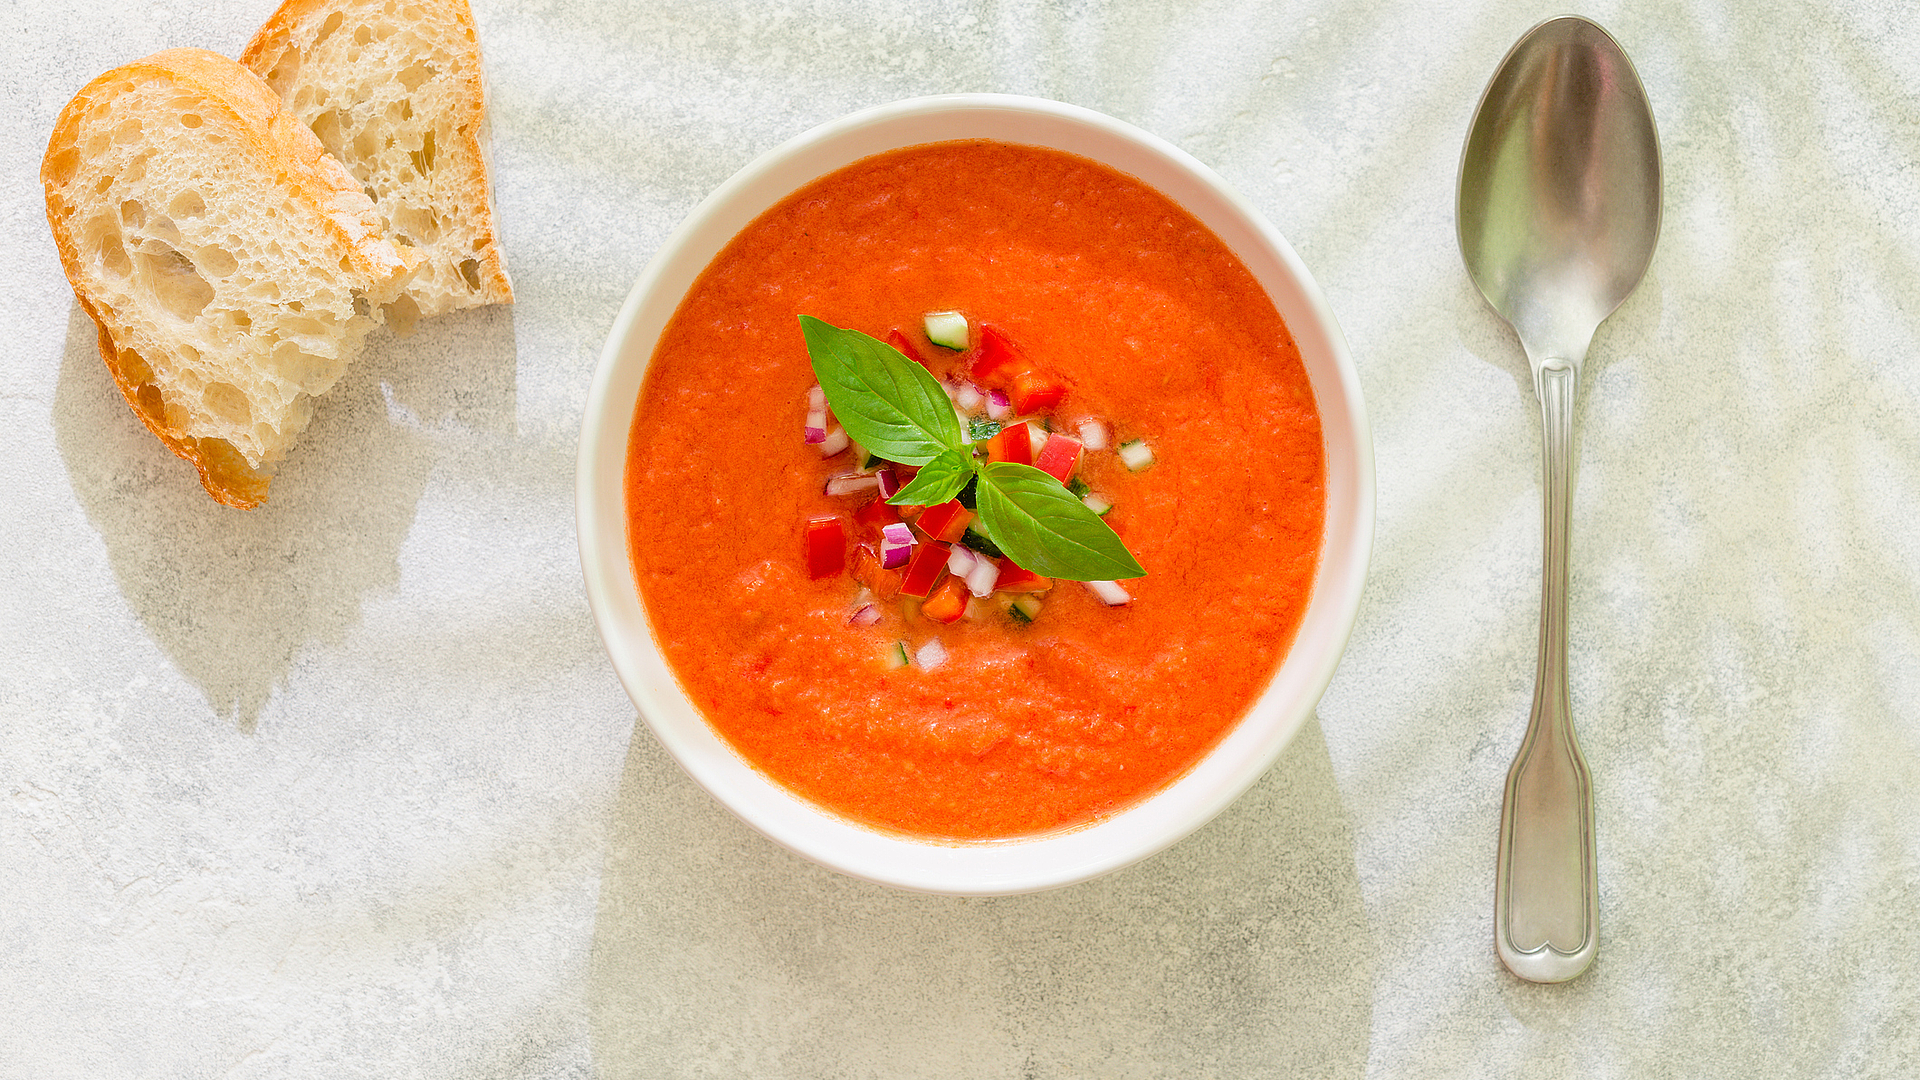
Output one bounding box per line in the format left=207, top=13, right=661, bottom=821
left=1495, top=357, right=1598, bottom=983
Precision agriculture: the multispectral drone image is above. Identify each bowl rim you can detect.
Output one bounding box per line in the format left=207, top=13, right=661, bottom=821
left=578, top=93, right=1374, bottom=896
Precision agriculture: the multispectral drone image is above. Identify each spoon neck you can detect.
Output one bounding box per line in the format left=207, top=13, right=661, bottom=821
left=1535, top=358, right=1577, bottom=660
left=1533, top=356, right=1579, bottom=407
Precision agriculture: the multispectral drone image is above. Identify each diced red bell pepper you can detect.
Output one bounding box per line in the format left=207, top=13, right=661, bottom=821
left=920, top=575, right=970, bottom=624
left=984, top=422, right=1033, bottom=466
left=1011, top=368, right=1067, bottom=414
left=916, top=500, right=974, bottom=543
left=850, top=544, right=903, bottom=602
left=853, top=497, right=901, bottom=530
left=969, top=323, right=1029, bottom=385
left=899, top=540, right=950, bottom=599
left=1032, top=432, right=1083, bottom=484
left=805, top=516, right=845, bottom=579
left=886, top=328, right=930, bottom=369
left=994, top=563, right=1053, bottom=593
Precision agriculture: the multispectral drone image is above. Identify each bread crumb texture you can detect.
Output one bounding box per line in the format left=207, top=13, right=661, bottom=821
left=42, top=48, right=413, bottom=508
left=245, top=0, right=512, bottom=318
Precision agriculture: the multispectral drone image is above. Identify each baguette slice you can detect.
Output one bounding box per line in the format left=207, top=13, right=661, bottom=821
left=43, top=47, right=415, bottom=509
left=243, top=0, right=513, bottom=323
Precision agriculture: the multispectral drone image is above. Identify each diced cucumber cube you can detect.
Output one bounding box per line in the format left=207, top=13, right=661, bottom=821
left=961, top=525, right=1005, bottom=559
left=924, top=311, right=969, bottom=350
left=1118, top=439, right=1155, bottom=471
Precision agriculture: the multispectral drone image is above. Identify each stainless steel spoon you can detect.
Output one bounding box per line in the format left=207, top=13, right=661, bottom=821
left=1457, top=16, right=1661, bottom=983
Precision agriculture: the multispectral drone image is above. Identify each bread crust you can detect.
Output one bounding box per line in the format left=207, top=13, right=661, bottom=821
left=242, top=0, right=513, bottom=314
left=42, top=47, right=414, bottom=509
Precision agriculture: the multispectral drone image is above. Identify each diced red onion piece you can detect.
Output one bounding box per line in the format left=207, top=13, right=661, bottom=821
left=819, top=427, right=850, bottom=456
left=825, top=472, right=880, bottom=497
left=1084, top=579, right=1131, bottom=606
left=1078, top=419, right=1110, bottom=450
left=915, top=638, right=948, bottom=670
left=965, top=558, right=1000, bottom=598
left=807, top=384, right=827, bottom=410
left=804, top=407, right=829, bottom=444
left=955, top=383, right=983, bottom=410
left=875, top=467, right=900, bottom=499
left=986, top=389, right=1012, bottom=420
left=879, top=522, right=915, bottom=568
left=946, top=545, right=978, bottom=577
left=848, top=603, right=881, bottom=627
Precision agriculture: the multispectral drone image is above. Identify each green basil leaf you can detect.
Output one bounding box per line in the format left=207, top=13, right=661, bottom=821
left=974, top=462, right=1147, bottom=581
left=887, top=447, right=974, bottom=506
left=800, top=316, right=960, bottom=466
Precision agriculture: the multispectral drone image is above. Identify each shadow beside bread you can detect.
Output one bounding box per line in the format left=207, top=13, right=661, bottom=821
left=53, top=300, right=518, bottom=730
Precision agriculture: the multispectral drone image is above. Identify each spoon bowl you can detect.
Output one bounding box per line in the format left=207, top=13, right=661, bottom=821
left=1461, top=17, right=1662, bottom=372
left=1457, top=16, right=1661, bottom=983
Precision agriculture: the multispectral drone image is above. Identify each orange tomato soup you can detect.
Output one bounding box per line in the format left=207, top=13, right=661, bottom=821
left=626, top=141, right=1323, bottom=839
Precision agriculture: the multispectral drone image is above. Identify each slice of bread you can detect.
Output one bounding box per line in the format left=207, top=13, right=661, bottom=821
left=243, top=0, right=513, bottom=323
left=42, top=47, right=416, bottom=509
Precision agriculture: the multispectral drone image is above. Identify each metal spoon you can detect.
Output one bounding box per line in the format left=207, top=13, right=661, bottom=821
left=1457, top=16, right=1661, bottom=983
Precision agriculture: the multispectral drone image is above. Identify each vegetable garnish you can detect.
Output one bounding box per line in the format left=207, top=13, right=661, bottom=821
left=898, top=539, right=951, bottom=598
left=889, top=447, right=972, bottom=506
left=923, top=311, right=969, bottom=350
left=800, top=316, right=959, bottom=466
left=915, top=638, right=950, bottom=670
left=1032, top=431, right=1083, bottom=484
left=804, top=385, right=829, bottom=444
left=878, top=521, right=915, bottom=568
left=1008, top=595, right=1043, bottom=623
left=799, top=316, right=1145, bottom=582
left=805, top=517, right=846, bottom=579
left=967, top=416, right=1003, bottom=441
left=973, top=462, right=1141, bottom=581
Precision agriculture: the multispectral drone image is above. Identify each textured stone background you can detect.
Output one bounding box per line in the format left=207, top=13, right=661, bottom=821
left=4, top=0, right=1918, bottom=1076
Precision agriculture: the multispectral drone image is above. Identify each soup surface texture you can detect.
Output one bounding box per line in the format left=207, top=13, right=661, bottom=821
left=626, top=140, right=1324, bottom=840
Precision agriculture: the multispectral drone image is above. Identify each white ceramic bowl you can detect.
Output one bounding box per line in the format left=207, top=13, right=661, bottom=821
left=578, top=95, right=1373, bottom=896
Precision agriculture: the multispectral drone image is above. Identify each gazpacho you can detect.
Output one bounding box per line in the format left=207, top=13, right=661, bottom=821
left=625, top=140, right=1324, bottom=840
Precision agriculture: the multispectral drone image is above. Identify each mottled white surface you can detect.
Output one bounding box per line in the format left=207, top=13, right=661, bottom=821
left=4, top=0, right=1918, bottom=1076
